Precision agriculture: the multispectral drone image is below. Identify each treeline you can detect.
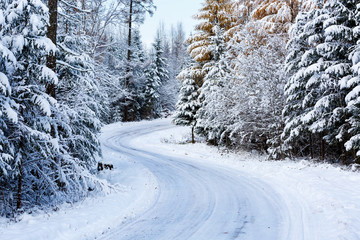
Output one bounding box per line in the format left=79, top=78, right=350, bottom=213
left=174, top=0, right=360, bottom=164
left=0, top=0, right=186, bottom=217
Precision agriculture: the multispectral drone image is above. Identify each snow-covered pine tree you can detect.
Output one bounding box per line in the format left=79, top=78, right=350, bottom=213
left=282, top=7, right=327, bottom=159
left=187, top=0, right=235, bottom=85
left=343, top=2, right=360, bottom=162
left=0, top=1, right=19, bottom=216
left=57, top=33, right=102, bottom=170
left=121, top=0, right=155, bottom=121
left=174, top=64, right=201, bottom=143
left=195, top=25, right=231, bottom=145
left=152, top=33, right=170, bottom=113
left=282, top=10, right=316, bottom=157
left=1, top=0, right=66, bottom=212
left=0, top=0, right=106, bottom=216
left=143, top=59, right=161, bottom=118
left=115, top=28, right=148, bottom=122
left=301, top=0, right=356, bottom=160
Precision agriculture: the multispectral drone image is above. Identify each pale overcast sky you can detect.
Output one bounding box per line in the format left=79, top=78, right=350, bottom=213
left=139, top=0, right=203, bottom=47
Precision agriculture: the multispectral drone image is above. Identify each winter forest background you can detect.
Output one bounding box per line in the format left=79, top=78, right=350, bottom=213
left=1, top=0, right=360, bottom=217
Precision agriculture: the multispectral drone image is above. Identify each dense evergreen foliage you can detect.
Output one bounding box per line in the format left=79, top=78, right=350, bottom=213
left=174, top=0, right=360, bottom=164
left=2, top=0, right=360, bottom=218
left=0, top=0, right=185, bottom=217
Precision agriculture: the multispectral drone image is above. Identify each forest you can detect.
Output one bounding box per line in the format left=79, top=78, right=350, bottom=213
left=175, top=0, right=360, bottom=164
left=1, top=0, right=360, bottom=217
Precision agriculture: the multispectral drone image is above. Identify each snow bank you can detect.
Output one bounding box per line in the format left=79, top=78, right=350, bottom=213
left=1, top=119, right=359, bottom=240
left=0, top=123, right=159, bottom=240
left=136, top=119, right=360, bottom=240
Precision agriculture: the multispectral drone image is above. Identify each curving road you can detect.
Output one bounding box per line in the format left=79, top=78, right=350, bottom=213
left=99, top=120, right=300, bottom=240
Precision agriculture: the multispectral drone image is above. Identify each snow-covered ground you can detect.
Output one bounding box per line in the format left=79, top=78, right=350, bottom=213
left=1, top=119, right=360, bottom=240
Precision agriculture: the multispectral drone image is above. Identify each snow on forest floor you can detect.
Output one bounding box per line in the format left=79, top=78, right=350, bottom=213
left=132, top=119, right=360, bottom=240
left=1, top=118, right=360, bottom=240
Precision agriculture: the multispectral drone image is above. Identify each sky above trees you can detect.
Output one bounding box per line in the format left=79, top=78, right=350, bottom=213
left=140, top=0, right=202, bottom=47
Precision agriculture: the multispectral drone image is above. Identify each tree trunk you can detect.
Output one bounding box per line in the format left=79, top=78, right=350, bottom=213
left=278, top=133, right=284, bottom=160
left=46, top=0, right=58, bottom=99
left=81, top=0, right=86, bottom=34
left=309, top=133, right=313, bottom=159
left=16, top=106, right=24, bottom=210
left=16, top=158, right=23, bottom=210
left=127, top=0, right=133, bottom=76
left=320, top=134, right=325, bottom=161
left=191, top=126, right=195, bottom=144
left=123, top=0, right=133, bottom=122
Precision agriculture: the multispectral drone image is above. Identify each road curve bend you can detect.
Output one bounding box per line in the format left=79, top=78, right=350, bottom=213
left=99, top=120, right=301, bottom=240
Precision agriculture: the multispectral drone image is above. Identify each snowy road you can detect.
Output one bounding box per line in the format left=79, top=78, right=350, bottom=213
left=1, top=119, right=359, bottom=240
left=100, top=120, right=300, bottom=240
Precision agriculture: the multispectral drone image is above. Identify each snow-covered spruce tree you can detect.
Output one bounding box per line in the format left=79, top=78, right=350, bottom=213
left=173, top=64, right=201, bottom=143
left=195, top=25, right=231, bottom=145
left=143, top=59, right=161, bottom=118
left=56, top=0, right=104, bottom=168
left=282, top=10, right=318, bottom=158
left=152, top=33, right=170, bottom=114
left=1, top=0, right=67, bottom=213
left=283, top=7, right=328, bottom=159
left=113, top=28, right=147, bottom=122
left=57, top=34, right=102, bottom=169
left=343, top=2, right=360, bottom=162
left=121, top=0, right=155, bottom=121
left=0, top=0, right=106, bottom=216
left=301, top=0, right=356, bottom=161
left=0, top=1, right=19, bottom=216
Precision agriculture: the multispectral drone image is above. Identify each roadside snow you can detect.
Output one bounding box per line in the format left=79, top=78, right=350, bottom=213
left=0, top=118, right=359, bottom=240
left=0, top=123, right=159, bottom=240
left=136, top=119, right=360, bottom=240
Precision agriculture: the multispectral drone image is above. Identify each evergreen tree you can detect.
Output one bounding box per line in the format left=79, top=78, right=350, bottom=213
left=174, top=64, right=201, bottom=143
left=57, top=34, right=102, bottom=169
left=282, top=10, right=319, bottom=157
left=1, top=0, right=64, bottom=212
left=283, top=0, right=357, bottom=160
left=121, top=0, right=155, bottom=121
left=283, top=8, right=327, bottom=158
left=152, top=33, right=170, bottom=113
left=187, top=0, right=235, bottom=86
left=301, top=0, right=356, bottom=160
left=0, top=0, right=106, bottom=216
left=143, top=60, right=161, bottom=118
left=195, top=26, right=230, bottom=145
left=0, top=1, right=19, bottom=216
left=343, top=2, right=360, bottom=161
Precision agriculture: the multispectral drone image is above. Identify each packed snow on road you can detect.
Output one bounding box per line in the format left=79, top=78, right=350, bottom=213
left=1, top=119, right=360, bottom=240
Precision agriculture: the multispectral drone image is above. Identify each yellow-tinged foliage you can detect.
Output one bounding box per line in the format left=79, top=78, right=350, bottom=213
left=187, top=0, right=235, bottom=64
left=251, top=0, right=300, bottom=35
left=186, top=0, right=322, bottom=86
left=249, top=0, right=324, bottom=35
